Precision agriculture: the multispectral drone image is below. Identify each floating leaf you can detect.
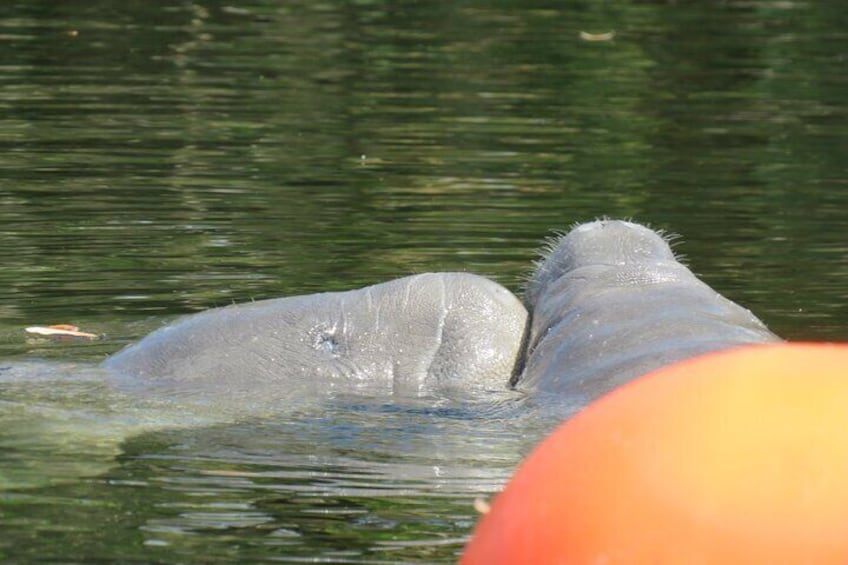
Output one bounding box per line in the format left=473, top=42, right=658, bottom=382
left=25, top=324, right=100, bottom=340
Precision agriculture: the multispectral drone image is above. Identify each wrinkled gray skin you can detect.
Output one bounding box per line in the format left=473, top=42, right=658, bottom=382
left=513, top=220, right=780, bottom=410
left=103, top=272, right=528, bottom=399
left=103, top=220, right=779, bottom=413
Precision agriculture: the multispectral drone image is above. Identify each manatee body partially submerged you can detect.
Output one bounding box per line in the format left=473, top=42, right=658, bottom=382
left=103, top=220, right=780, bottom=415
left=5, top=221, right=786, bottom=492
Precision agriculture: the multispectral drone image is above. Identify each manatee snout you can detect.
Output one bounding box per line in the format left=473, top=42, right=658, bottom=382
left=525, top=219, right=679, bottom=308
left=515, top=219, right=780, bottom=413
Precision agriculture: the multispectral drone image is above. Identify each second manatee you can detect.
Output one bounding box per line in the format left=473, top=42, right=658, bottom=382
left=513, top=219, right=780, bottom=412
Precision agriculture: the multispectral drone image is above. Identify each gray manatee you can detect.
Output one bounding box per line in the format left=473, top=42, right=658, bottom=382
left=513, top=220, right=780, bottom=411
left=103, top=272, right=528, bottom=399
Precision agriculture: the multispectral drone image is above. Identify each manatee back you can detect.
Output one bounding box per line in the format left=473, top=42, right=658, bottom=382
left=103, top=273, right=528, bottom=400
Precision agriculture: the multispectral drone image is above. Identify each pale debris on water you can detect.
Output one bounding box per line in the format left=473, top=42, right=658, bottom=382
left=25, top=324, right=100, bottom=340
left=579, top=30, right=616, bottom=42
left=473, top=496, right=491, bottom=514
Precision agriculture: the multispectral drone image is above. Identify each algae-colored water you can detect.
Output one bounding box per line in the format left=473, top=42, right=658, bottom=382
left=2, top=1, right=848, bottom=561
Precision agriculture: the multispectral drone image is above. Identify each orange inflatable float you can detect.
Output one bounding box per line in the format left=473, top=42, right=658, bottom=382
left=462, top=343, right=848, bottom=564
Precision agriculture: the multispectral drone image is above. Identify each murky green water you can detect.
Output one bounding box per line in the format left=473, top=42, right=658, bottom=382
left=3, top=1, right=848, bottom=562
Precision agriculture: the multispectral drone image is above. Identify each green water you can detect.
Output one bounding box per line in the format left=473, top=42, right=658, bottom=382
left=3, top=0, right=848, bottom=562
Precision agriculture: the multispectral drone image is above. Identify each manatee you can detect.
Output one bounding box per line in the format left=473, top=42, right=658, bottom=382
left=513, top=220, right=780, bottom=412
left=103, top=272, right=528, bottom=400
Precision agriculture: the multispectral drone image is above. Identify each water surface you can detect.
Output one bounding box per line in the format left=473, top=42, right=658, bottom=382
left=2, top=0, right=848, bottom=562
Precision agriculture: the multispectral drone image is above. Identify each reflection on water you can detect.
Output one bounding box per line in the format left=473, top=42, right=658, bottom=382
left=120, top=405, right=533, bottom=562
left=0, top=361, right=542, bottom=562
left=3, top=0, right=848, bottom=562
